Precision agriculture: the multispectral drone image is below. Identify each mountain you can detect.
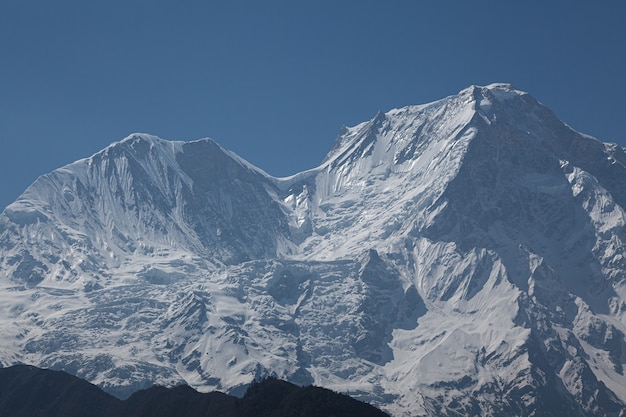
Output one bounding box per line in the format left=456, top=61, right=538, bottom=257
left=0, top=364, right=388, bottom=417
left=1, top=83, right=626, bottom=416
left=0, top=364, right=117, bottom=417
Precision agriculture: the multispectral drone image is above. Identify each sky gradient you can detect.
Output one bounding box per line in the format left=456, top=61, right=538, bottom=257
left=2, top=1, right=625, bottom=210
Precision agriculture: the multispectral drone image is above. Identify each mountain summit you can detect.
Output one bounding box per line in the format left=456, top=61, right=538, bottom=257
left=1, top=84, right=626, bottom=416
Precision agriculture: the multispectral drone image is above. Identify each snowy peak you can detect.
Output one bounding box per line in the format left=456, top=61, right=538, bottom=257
left=472, top=82, right=526, bottom=98
left=0, top=132, right=291, bottom=288
left=322, top=90, right=471, bottom=171
left=320, top=84, right=536, bottom=178
left=297, top=85, right=511, bottom=259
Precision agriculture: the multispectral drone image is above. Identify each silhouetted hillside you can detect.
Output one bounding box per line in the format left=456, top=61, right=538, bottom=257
left=241, top=379, right=390, bottom=417
left=0, top=365, right=390, bottom=417
left=0, top=365, right=115, bottom=417
left=122, top=384, right=238, bottom=417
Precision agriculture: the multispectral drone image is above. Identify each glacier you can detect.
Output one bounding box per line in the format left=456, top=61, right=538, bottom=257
left=1, top=83, right=626, bottom=416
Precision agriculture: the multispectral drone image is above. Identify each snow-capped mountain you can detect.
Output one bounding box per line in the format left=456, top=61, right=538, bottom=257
left=1, top=83, right=626, bottom=416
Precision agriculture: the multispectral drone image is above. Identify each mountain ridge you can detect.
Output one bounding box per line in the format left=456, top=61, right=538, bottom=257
left=0, top=364, right=389, bottom=417
left=1, top=84, right=626, bottom=416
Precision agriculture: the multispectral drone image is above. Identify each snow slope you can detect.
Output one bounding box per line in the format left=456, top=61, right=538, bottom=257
left=1, top=84, right=626, bottom=416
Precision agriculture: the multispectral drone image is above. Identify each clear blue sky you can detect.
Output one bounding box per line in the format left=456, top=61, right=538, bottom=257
left=1, top=1, right=625, bottom=210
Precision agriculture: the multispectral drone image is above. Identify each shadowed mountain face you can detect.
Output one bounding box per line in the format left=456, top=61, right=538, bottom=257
left=0, top=365, right=389, bottom=417
left=1, top=84, right=626, bottom=416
